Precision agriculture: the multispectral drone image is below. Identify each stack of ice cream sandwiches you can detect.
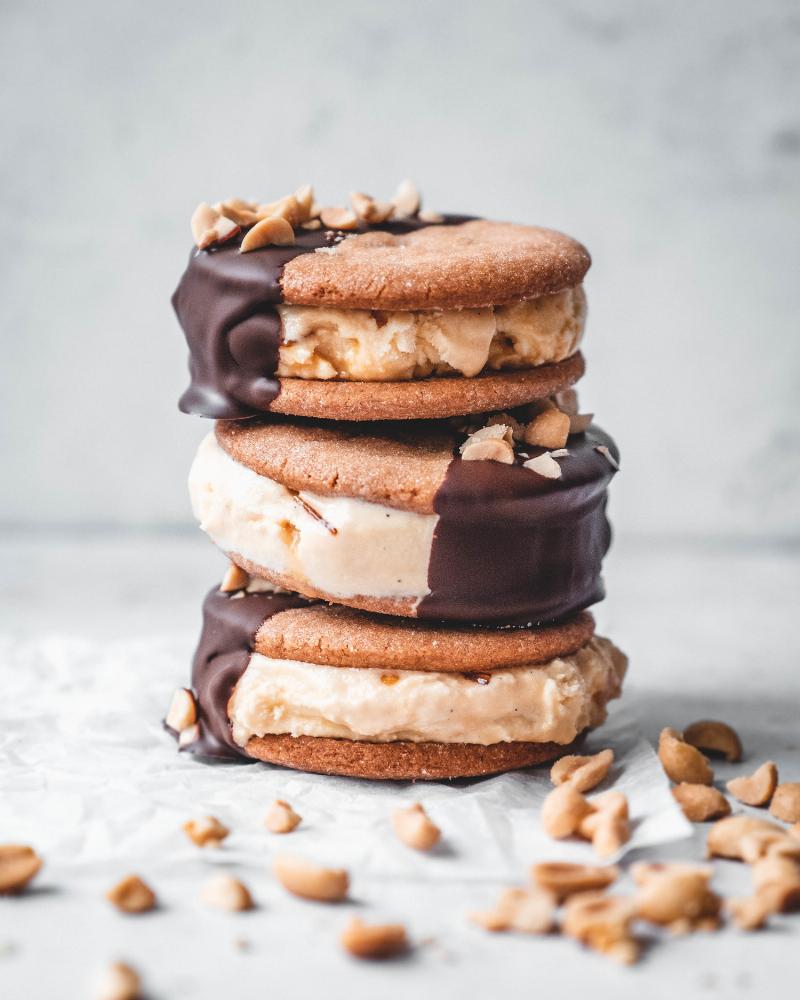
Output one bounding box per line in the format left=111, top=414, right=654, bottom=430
left=166, top=182, right=627, bottom=780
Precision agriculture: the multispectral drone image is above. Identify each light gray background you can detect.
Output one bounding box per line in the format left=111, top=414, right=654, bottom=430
left=1, top=0, right=798, bottom=538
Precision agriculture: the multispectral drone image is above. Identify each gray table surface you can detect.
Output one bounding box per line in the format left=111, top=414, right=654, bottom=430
left=1, top=531, right=798, bottom=999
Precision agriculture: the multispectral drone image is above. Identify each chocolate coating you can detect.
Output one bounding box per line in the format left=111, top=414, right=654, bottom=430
left=173, top=217, right=470, bottom=420
left=184, top=587, right=311, bottom=759
left=420, top=425, right=618, bottom=624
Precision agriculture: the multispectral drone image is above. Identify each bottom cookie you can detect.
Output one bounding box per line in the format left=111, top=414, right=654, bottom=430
left=246, top=732, right=586, bottom=781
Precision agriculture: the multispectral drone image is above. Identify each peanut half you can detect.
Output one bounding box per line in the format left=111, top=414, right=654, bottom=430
left=341, top=917, right=409, bottom=959
left=240, top=215, right=295, bottom=252
left=541, top=785, right=593, bottom=839
left=530, top=862, right=619, bottom=900
left=470, top=886, right=556, bottom=934
left=392, top=803, right=441, bottom=852
left=0, top=844, right=43, bottom=894
left=672, top=783, right=731, bottom=822
left=273, top=856, right=349, bottom=902
left=658, top=728, right=713, bottom=785
left=550, top=748, right=614, bottom=793
left=319, top=206, right=359, bottom=231
left=770, top=782, right=800, bottom=823
left=727, top=761, right=778, bottom=807
left=682, top=719, right=742, bottom=762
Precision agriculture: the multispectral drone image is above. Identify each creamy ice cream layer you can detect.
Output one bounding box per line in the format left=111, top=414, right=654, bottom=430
left=276, top=286, right=586, bottom=381
left=228, top=636, right=626, bottom=747
left=189, top=433, right=436, bottom=601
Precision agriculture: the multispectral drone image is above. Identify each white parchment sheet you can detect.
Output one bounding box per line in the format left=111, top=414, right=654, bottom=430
left=0, top=634, right=690, bottom=876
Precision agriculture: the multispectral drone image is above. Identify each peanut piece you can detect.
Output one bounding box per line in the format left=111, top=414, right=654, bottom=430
left=470, top=886, right=555, bottom=934
left=106, top=875, right=156, bottom=914
left=740, top=829, right=800, bottom=863
left=462, top=438, right=515, bottom=463
left=273, top=856, right=349, bottom=902
left=523, top=408, right=570, bottom=449
left=95, top=961, right=141, bottom=1000
left=393, top=803, right=441, bottom=852
left=340, top=917, right=409, bottom=959
left=0, top=844, right=43, bottom=894
left=391, top=179, right=420, bottom=218
left=562, top=893, right=639, bottom=964
left=706, top=815, right=785, bottom=861
left=727, top=761, right=778, bottom=807
left=752, top=855, right=800, bottom=913
left=672, top=783, right=731, bottom=822
left=550, top=749, right=614, bottom=793
left=523, top=452, right=562, bottom=478
left=165, top=687, right=196, bottom=733
left=683, top=719, right=742, bottom=762
left=182, top=816, right=230, bottom=848
left=658, top=728, right=713, bottom=785
left=633, top=864, right=719, bottom=927
left=770, top=782, right=800, bottom=823
left=191, top=201, right=240, bottom=249
left=319, top=206, right=359, bottom=230
left=541, top=784, right=593, bottom=838
left=725, top=895, right=771, bottom=931
left=240, top=215, right=295, bottom=252
left=293, top=184, right=315, bottom=221
left=350, top=192, right=394, bottom=224
left=418, top=209, right=444, bottom=223
left=178, top=723, right=199, bottom=748
left=220, top=562, right=250, bottom=593
left=200, top=874, right=253, bottom=912
left=265, top=800, right=302, bottom=834
left=588, top=812, right=630, bottom=859
left=215, top=199, right=260, bottom=227
left=530, top=862, right=619, bottom=900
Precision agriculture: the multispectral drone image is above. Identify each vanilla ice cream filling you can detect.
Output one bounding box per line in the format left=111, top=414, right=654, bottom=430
left=276, top=285, right=586, bottom=381
left=228, top=636, right=625, bottom=747
left=189, top=434, right=436, bottom=601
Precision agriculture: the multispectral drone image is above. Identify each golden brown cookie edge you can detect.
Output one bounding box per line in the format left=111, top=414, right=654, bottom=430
left=245, top=731, right=587, bottom=780
left=266, top=353, right=585, bottom=422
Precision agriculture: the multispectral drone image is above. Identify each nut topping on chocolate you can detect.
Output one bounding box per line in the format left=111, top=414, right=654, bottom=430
left=391, top=178, right=421, bottom=218
left=319, top=206, right=359, bottom=231
left=191, top=202, right=240, bottom=250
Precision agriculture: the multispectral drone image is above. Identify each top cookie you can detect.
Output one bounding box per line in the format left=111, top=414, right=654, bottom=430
left=281, top=220, right=589, bottom=311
